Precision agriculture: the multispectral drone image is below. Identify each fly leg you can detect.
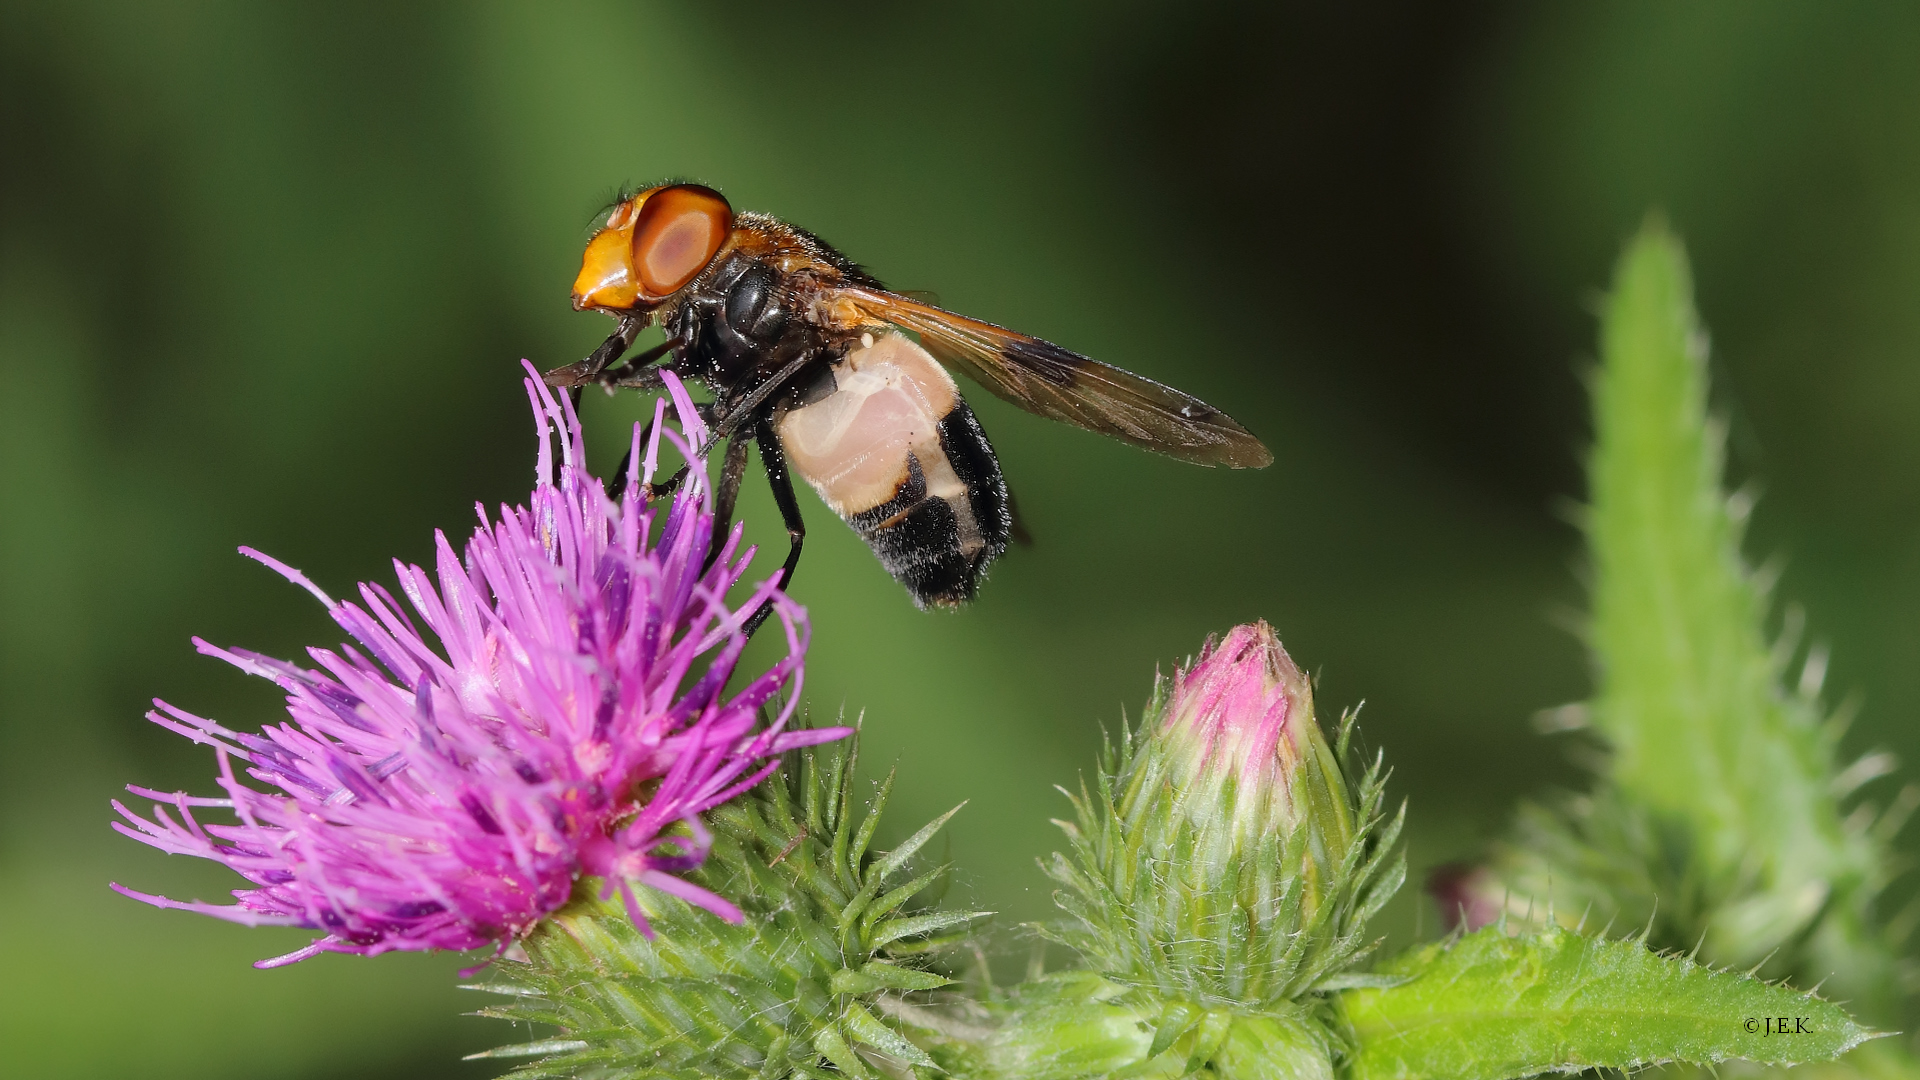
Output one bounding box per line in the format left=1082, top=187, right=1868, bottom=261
left=604, top=415, right=656, bottom=502
left=600, top=338, right=680, bottom=389
left=603, top=401, right=716, bottom=502
left=743, top=418, right=804, bottom=638
left=545, top=333, right=676, bottom=397
left=705, top=436, right=751, bottom=570
left=1007, top=484, right=1035, bottom=547
left=583, top=316, right=643, bottom=377
left=550, top=315, right=644, bottom=412
left=692, top=350, right=815, bottom=459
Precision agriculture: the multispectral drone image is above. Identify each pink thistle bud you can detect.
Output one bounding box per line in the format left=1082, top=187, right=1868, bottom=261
left=1160, top=621, right=1322, bottom=840
left=1047, top=621, right=1399, bottom=1011
left=111, top=364, right=849, bottom=967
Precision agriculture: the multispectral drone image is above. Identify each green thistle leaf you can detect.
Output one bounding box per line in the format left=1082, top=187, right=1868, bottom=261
left=469, top=728, right=984, bottom=1078
left=1342, top=927, right=1879, bottom=1080
left=1485, top=219, right=1906, bottom=1024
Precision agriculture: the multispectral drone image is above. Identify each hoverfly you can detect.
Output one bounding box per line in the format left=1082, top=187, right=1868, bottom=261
left=547, top=182, right=1271, bottom=617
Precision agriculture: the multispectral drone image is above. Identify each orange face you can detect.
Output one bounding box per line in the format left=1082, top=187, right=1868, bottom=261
left=572, top=184, right=733, bottom=312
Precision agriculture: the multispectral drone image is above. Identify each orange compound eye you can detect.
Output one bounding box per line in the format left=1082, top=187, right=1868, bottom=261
left=631, top=184, right=731, bottom=298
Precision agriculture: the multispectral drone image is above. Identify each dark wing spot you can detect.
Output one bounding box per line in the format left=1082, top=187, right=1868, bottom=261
left=1000, top=338, right=1080, bottom=387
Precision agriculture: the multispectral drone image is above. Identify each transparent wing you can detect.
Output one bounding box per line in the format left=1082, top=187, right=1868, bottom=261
left=838, top=287, right=1272, bottom=468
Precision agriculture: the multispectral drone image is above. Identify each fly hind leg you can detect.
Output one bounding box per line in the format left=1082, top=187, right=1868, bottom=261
left=603, top=400, right=721, bottom=502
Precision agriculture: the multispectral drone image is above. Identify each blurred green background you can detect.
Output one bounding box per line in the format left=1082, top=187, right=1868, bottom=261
left=6, top=2, right=1920, bottom=1075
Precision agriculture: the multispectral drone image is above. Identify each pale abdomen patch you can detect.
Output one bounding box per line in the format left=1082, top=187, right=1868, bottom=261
left=775, top=333, right=958, bottom=515
left=774, top=332, right=1011, bottom=606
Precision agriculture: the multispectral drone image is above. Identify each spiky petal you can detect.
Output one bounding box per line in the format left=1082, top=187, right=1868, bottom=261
left=112, top=363, right=849, bottom=966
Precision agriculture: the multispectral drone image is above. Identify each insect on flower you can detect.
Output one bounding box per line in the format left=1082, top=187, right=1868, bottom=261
left=110, top=365, right=849, bottom=966
left=549, top=183, right=1274, bottom=612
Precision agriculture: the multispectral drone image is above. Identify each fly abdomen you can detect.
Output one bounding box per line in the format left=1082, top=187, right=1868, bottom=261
left=846, top=402, right=1010, bottom=606
left=774, top=332, right=1011, bottom=607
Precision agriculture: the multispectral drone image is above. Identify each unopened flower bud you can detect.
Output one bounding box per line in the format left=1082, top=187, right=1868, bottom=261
left=1025, top=623, right=1402, bottom=1079
left=1045, top=621, right=1402, bottom=1014
left=1153, top=621, right=1352, bottom=878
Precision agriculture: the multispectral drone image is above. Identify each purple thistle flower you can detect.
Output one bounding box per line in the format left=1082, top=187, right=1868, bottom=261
left=111, top=364, right=849, bottom=967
